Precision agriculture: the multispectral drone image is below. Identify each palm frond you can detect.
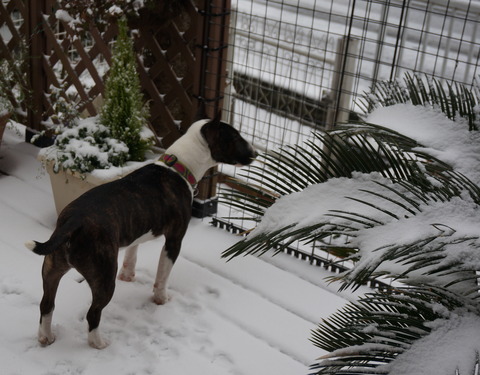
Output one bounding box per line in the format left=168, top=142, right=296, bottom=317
left=310, top=286, right=479, bottom=375
left=360, top=73, right=479, bottom=130
left=221, top=120, right=450, bottom=230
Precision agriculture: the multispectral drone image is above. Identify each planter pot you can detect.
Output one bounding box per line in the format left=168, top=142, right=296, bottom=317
left=41, top=152, right=160, bottom=215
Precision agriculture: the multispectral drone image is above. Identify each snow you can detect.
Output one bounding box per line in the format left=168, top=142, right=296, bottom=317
left=38, top=116, right=156, bottom=178
left=55, top=10, right=74, bottom=24
left=384, top=311, right=480, bottom=375
left=0, top=123, right=358, bottom=374
left=367, top=104, right=480, bottom=185
left=54, top=9, right=81, bottom=30
left=251, top=172, right=400, bottom=236
left=2, top=102, right=478, bottom=374
left=108, top=6, right=123, bottom=16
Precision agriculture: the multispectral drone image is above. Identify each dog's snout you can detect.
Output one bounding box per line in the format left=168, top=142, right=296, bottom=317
left=248, top=148, right=258, bottom=164
left=237, top=142, right=256, bottom=166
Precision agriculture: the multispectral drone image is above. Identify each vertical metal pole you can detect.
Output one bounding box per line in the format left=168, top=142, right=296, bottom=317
left=322, top=35, right=359, bottom=179
left=389, top=0, right=409, bottom=81
left=222, top=2, right=237, bottom=125
left=192, top=0, right=232, bottom=217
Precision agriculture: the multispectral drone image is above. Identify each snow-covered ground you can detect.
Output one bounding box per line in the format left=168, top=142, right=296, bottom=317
left=0, top=123, right=363, bottom=375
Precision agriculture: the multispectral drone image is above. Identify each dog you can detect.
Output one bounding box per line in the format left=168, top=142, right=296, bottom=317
left=25, top=116, right=255, bottom=349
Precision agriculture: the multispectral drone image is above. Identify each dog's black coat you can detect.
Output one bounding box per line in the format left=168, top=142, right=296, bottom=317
left=36, top=165, right=191, bottom=259
left=29, top=118, right=255, bottom=348
left=35, top=165, right=192, bottom=340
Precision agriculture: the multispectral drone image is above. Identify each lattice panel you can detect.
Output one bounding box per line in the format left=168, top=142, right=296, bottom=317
left=37, top=1, right=201, bottom=147
left=41, top=10, right=112, bottom=119
left=134, top=1, right=199, bottom=147
left=0, top=1, right=205, bottom=149
left=0, top=0, right=28, bottom=114
left=0, top=1, right=26, bottom=63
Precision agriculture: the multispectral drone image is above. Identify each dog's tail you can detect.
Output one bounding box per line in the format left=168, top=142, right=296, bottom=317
left=25, top=222, right=80, bottom=256
left=25, top=240, right=53, bottom=255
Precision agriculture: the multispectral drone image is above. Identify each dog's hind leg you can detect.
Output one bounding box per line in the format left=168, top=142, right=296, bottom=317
left=118, top=245, right=138, bottom=282
left=152, top=237, right=182, bottom=305
left=79, top=255, right=117, bottom=349
left=38, top=254, right=71, bottom=346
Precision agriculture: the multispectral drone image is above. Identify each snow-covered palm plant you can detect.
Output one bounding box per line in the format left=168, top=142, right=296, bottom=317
left=221, top=76, right=480, bottom=374
left=358, top=72, right=480, bottom=131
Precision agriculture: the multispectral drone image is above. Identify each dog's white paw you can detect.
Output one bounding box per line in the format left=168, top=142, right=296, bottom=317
left=38, top=333, right=55, bottom=346
left=117, top=271, right=135, bottom=282
left=152, top=289, right=170, bottom=305
left=88, top=329, right=109, bottom=350
left=38, top=313, right=55, bottom=346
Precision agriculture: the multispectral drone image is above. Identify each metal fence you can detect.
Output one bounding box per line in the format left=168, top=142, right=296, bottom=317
left=1, top=0, right=479, bottom=221
left=222, top=0, right=480, bottom=154
left=215, top=0, right=480, bottom=269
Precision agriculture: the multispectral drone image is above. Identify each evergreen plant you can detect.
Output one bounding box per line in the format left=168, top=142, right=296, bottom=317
left=100, top=16, right=152, bottom=162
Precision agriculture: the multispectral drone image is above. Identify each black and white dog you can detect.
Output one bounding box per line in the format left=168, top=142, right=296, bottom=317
left=26, top=117, right=255, bottom=349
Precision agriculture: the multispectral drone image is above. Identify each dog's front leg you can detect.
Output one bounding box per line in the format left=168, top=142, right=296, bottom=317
left=118, top=245, right=138, bottom=282
left=153, top=237, right=181, bottom=305
left=153, top=247, right=173, bottom=304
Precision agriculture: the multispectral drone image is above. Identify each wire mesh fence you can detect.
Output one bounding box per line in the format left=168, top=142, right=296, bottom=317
left=214, top=0, right=480, bottom=272
left=223, top=0, right=480, bottom=153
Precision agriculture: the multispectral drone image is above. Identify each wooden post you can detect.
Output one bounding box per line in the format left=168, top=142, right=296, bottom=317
left=325, top=36, right=359, bottom=130
left=24, top=0, right=56, bottom=146
left=26, top=0, right=48, bottom=133
left=192, top=0, right=231, bottom=218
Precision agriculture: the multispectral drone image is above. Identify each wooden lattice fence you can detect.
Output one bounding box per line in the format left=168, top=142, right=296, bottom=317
left=0, top=0, right=230, bottom=145
left=0, top=0, right=231, bottom=212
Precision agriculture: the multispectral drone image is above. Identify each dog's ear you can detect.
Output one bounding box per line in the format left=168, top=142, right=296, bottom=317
left=201, top=118, right=217, bottom=145
left=193, top=101, right=208, bottom=122
left=212, top=110, right=222, bottom=124
left=201, top=111, right=231, bottom=145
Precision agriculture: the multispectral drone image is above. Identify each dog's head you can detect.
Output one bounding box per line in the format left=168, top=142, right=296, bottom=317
left=200, top=115, right=256, bottom=166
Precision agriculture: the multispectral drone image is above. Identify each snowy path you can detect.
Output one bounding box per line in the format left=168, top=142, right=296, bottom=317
left=0, top=124, right=356, bottom=375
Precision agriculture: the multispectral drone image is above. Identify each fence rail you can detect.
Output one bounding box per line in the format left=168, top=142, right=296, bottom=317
left=211, top=217, right=392, bottom=291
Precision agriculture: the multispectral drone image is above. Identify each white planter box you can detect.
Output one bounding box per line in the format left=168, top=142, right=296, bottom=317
left=41, top=152, right=161, bottom=215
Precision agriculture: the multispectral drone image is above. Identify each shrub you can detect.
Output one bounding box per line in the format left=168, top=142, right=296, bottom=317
left=99, top=16, right=153, bottom=162
left=43, top=117, right=130, bottom=175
